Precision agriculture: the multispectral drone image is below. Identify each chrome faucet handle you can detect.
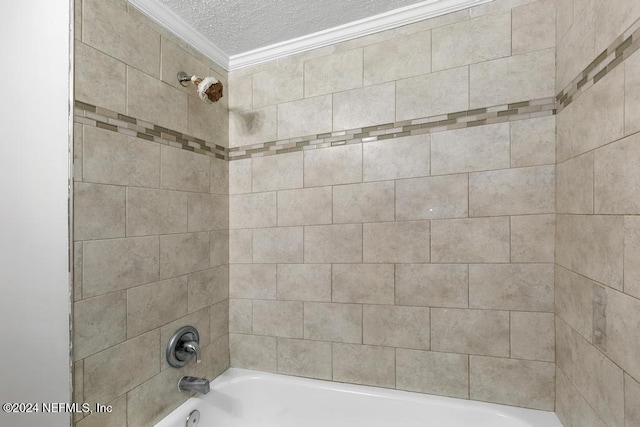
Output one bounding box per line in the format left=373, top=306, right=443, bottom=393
left=167, top=326, right=202, bottom=368
left=182, top=340, right=201, bottom=363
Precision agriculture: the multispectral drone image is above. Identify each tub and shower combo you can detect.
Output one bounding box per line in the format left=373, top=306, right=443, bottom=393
left=156, top=368, right=561, bottom=427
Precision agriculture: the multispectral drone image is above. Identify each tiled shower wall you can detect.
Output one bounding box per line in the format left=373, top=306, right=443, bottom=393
left=227, top=0, right=558, bottom=410
left=72, top=0, right=229, bottom=425
left=554, top=1, right=640, bottom=426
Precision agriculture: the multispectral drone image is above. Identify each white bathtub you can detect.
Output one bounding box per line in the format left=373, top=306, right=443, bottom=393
left=155, top=368, right=562, bottom=427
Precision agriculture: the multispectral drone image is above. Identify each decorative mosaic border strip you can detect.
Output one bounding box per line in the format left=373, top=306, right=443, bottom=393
left=227, top=98, right=556, bottom=160
left=73, top=101, right=228, bottom=160
left=556, top=17, right=640, bottom=113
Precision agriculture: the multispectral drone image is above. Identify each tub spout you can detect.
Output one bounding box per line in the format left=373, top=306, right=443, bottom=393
left=178, top=376, right=210, bottom=394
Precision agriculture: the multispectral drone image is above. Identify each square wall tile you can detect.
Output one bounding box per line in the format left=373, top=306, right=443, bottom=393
left=363, top=221, right=430, bottom=263
left=363, top=135, right=430, bottom=182
left=396, top=349, right=468, bottom=398
left=395, top=264, right=468, bottom=308
left=332, top=264, right=394, bottom=305
left=431, top=308, right=509, bottom=357
left=333, top=343, right=395, bottom=388
left=363, top=305, right=430, bottom=350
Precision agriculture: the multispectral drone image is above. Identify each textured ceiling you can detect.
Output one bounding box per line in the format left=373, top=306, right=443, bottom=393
left=157, top=0, right=427, bottom=55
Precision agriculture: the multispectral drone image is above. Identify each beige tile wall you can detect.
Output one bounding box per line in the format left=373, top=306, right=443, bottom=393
left=227, top=0, right=556, bottom=148
left=227, top=0, right=556, bottom=411
left=555, top=1, right=640, bottom=426
left=73, top=0, right=229, bottom=425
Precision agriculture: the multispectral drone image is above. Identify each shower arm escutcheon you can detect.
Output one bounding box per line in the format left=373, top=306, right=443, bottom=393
left=177, top=71, right=193, bottom=87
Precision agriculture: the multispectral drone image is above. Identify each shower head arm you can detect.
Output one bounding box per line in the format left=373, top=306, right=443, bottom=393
left=177, top=71, right=193, bottom=87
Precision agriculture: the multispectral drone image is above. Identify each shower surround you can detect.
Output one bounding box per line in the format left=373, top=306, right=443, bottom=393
left=72, top=0, right=229, bottom=425
left=70, top=0, right=640, bottom=426
left=226, top=0, right=557, bottom=412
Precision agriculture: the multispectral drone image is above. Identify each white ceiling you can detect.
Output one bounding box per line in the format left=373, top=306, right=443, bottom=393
left=156, top=0, right=428, bottom=55
left=131, top=0, right=492, bottom=69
